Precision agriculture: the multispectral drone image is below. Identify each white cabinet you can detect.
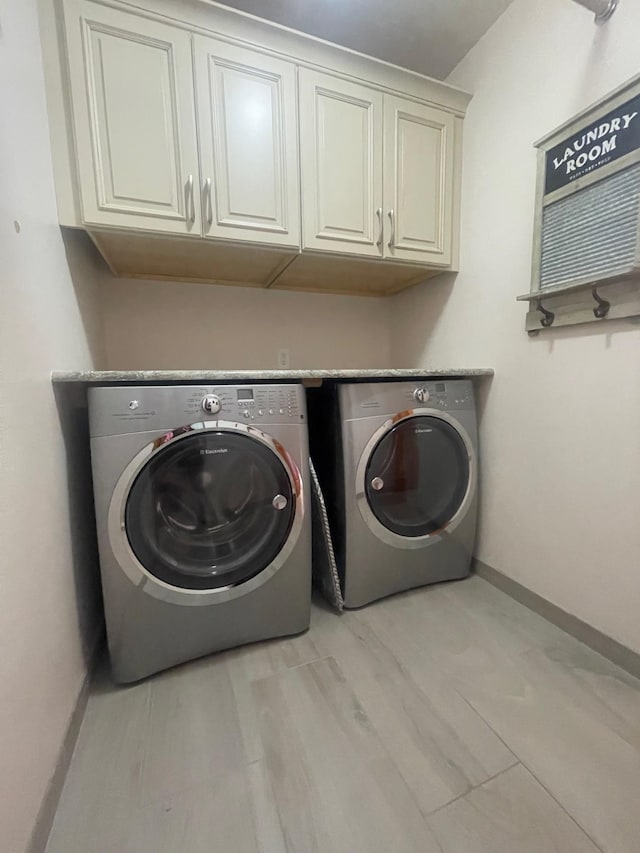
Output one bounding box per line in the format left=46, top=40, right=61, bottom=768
left=299, top=71, right=456, bottom=265
left=49, top=0, right=469, bottom=292
left=384, top=96, right=455, bottom=265
left=299, top=70, right=383, bottom=257
left=194, top=37, right=300, bottom=247
left=66, top=1, right=201, bottom=234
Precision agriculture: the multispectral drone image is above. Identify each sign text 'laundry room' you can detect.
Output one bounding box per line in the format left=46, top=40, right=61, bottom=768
left=544, top=93, right=640, bottom=195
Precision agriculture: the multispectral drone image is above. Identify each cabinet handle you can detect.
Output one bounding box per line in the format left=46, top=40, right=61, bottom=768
left=388, top=209, right=395, bottom=249
left=185, top=174, right=195, bottom=226
left=203, top=177, right=213, bottom=229
left=376, top=208, right=383, bottom=248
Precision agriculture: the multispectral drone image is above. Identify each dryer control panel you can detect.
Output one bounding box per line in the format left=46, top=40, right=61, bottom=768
left=339, top=379, right=475, bottom=420
left=89, top=384, right=306, bottom=437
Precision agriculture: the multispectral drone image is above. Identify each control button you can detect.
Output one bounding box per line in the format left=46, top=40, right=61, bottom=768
left=279, top=408, right=285, bottom=415
left=371, top=477, right=384, bottom=491
left=201, top=394, right=221, bottom=415
left=243, top=410, right=250, bottom=419
left=272, top=494, right=288, bottom=511
left=128, top=400, right=139, bottom=411
left=257, top=409, right=263, bottom=416
left=413, top=387, right=429, bottom=404
left=268, top=409, right=275, bottom=415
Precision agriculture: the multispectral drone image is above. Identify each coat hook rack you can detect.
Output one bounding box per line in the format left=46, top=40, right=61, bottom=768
left=536, top=298, right=555, bottom=327
left=592, top=286, right=611, bottom=318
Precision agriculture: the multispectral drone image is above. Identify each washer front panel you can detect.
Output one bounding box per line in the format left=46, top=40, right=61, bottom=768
left=355, top=409, right=477, bottom=549
left=108, top=421, right=305, bottom=605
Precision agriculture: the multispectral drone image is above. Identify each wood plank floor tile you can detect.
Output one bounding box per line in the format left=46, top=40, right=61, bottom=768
left=311, top=605, right=516, bottom=814
left=428, top=763, right=600, bottom=853
left=46, top=579, right=640, bottom=853
left=455, top=646, right=640, bottom=853
left=48, top=763, right=282, bottom=853
left=223, top=630, right=324, bottom=764
left=253, top=656, right=442, bottom=853
left=355, top=582, right=640, bottom=852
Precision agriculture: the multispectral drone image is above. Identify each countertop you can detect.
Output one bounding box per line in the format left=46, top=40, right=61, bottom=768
left=52, top=368, right=494, bottom=385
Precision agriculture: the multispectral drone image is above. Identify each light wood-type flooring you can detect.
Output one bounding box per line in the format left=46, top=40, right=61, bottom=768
left=46, top=576, right=640, bottom=853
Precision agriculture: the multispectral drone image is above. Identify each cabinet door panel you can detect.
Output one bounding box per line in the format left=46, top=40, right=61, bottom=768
left=384, top=96, right=454, bottom=264
left=195, top=37, right=299, bottom=246
left=300, top=70, right=383, bottom=256
left=68, top=1, right=200, bottom=233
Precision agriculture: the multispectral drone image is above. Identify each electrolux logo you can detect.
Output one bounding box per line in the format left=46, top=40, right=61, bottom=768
left=544, top=92, right=640, bottom=195
left=414, top=428, right=433, bottom=434
left=200, top=448, right=228, bottom=454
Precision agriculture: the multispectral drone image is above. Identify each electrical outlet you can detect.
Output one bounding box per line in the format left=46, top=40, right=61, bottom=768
left=277, top=348, right=290, bottom=369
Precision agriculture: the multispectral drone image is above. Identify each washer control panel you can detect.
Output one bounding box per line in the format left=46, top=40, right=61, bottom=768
left=189, top=385, right=303, bottom=423
left=88, top=384, right=306, bottom=437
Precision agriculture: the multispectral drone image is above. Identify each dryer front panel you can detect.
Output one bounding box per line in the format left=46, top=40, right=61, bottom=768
left=355, top=409, right=476, bottom=549
left=365, top=415, right=469, bottom=537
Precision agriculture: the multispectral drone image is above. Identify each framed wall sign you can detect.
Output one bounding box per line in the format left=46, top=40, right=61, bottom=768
left=519, top=73, right=640, bottom=332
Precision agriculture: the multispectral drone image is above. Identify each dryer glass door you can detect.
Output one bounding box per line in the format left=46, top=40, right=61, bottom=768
left=125, top=430, right=295, bottom=589
left=365, top=416, right=469, bottom=537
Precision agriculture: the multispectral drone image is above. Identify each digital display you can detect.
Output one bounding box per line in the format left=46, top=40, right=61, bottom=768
left=237, top=389, right=254, bottom=400
left=435, top=383, right=446, bottom=392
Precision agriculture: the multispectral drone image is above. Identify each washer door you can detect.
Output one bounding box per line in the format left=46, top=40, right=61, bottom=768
left=124, top=429, right=296, bottom=591
left=363, top=414, right=471, bottom=539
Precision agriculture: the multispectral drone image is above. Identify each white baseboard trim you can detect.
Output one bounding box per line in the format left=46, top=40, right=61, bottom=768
left=474, top=559, right=640, bottom=680
left=27, top=634, right=103, bottom=853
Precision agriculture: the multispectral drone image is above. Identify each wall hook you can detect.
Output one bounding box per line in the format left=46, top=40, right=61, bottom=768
left=536, top=298, right=555, bottom=327
left=592, top=286, right=610, bottom=318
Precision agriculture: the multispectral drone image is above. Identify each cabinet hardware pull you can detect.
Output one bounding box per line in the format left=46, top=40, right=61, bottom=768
left=203, top=177, right=213, bottom=228
left=185, top=174, right=195, bottom=226
left=388, top=209, right=395, bottom=249
left=376, top=208, right=383, bottom=248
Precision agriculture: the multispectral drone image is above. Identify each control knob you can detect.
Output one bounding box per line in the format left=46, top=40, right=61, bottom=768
left=201, top=394, right=221, bottom=415
left=413, top=387, right=429, bottom=404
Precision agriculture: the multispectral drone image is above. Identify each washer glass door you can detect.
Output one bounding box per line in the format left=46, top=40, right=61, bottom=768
left=125, top=430, right=295, bottom=589
left=365, top=416, right=469, bottom=537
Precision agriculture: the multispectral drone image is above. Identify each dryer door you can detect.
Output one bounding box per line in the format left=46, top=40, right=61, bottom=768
left=123, top=428, right=296, bottom=591
left=363, top=414, right=471, bottom=539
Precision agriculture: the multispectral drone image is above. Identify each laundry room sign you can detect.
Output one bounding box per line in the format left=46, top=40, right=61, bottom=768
left=519, top=74, right=640, bottom=333
left=544, top=92, right=640, bottom=195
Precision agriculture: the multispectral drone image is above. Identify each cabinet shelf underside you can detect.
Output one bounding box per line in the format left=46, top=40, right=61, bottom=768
left=88, top=229, right=442, bottom=296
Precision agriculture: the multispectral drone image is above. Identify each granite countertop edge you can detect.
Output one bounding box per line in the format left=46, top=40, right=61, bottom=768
left=52, top=368, right=494, bottom=384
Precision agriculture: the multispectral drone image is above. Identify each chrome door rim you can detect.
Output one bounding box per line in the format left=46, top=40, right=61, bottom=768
left=355, top=408, right=476, bottom=550
left=108, top=420, right=305, bottom=605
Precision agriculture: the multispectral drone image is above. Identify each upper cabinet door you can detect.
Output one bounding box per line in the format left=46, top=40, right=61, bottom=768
left=383, top=96, right=455, bottom=265
left=67, top=1, right=201, bottom=234
left=299, top=70, right=383, bottom=257
left=194, top=37, right=300, bottom=247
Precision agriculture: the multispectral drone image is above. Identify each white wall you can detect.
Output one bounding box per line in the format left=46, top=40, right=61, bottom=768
left=391, top=0, right=640, bottom=653
left=0, top=2, right=105, bottom=850
left=102, top=278, right=391, bottom=370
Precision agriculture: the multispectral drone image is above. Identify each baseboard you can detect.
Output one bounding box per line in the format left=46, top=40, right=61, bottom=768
left=473, top=559, right=640, bottom=681
left=27, top=633, right=104, bottom=853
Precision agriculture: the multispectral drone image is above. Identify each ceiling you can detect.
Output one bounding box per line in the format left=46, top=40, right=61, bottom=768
left=217, top=0, right=514, bottom=80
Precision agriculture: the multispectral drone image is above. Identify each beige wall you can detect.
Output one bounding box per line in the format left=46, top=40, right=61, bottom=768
left=0, top=3, right=105, bottom=851
left=101, top=278, right=391, bottom=370
left=391, top=0, right=640, bottom=653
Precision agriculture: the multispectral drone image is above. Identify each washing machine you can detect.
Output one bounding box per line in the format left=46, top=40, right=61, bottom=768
left=88, top=384, right=311, bottom=682
left=308, top=379, right=478, bottom=608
